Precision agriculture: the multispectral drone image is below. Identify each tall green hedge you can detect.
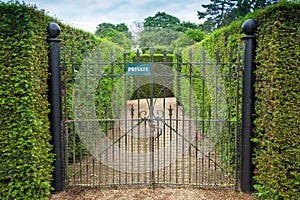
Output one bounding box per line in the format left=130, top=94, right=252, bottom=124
left=0, top=2, right=53, bottom=199
left=253, top=3, right=300, bottom=199
left=183, top=2, right=300, bottom=199
left=0, top=1, right=123, bottom=199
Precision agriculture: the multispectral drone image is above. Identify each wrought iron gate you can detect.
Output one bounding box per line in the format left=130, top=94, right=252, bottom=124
left=61, top=47, right=242, bottom=189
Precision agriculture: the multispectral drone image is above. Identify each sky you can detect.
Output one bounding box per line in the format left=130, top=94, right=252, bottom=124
left=3, top=0, right=210, bottom=33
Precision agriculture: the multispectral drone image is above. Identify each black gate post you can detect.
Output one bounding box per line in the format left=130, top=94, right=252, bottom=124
left=240, top=19, right=256, bottom=193
left=47, top=22, right=63, bottom=192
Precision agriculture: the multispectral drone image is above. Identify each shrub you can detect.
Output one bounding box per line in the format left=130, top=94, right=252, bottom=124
left=0, top=1, right=124, bottom=199
left=253, top=2, right=300, bottom=199
left=0, top=2, right=53, bottom=199
left=183, top=2, right=300, bottom=199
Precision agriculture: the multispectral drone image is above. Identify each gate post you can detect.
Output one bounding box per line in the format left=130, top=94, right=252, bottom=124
left=47, top=22, right=63, bottom=192
left=240, top=19, right=256, bottom=193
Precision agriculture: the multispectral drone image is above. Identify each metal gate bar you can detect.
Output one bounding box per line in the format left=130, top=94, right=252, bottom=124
left=61, top=47, right=241, bottom=189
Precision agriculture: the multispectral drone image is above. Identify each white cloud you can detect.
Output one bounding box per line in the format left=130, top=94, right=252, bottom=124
left=2, top=0, right=210, bottom=33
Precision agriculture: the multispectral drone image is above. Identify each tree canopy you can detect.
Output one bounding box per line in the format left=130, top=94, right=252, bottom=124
left=95, top=11, right=208, bottom=50
left=95, top=22, right=132, bottom=49
left=198, top=0, right=279, bottom=32
left=143, top=11, right=180, bottom=29
left=95, top=22, right=131, bottom=39
left=138, top=12, right=206, bottom=52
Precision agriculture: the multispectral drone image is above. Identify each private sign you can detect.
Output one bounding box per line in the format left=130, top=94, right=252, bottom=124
left=126, top=63, right=150, bottom=76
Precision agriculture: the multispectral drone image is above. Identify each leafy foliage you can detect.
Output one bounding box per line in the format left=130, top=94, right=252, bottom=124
left=173, top=21, right=199, bottom=32
left=185, top=28, right=207, bottom=42
left=139, top=12, right=206, bottom=53
left=144, top=11, right=180, bottom=29
left=0, top=1, right=124, bottom=199
left=192, top=2, right=300, bottom=199
left=172, top=29, right=207, bottom=52
left=198, top=0, right=236, bottom=30
left=95, top=22, right=132, bottom=49
left=253, top=2, right=300, bottom=199
left=198, top=0, right=278, bottom=32
left=0, top=2, right=53, bottom=199
left=138, top=28, right=180, bottom=53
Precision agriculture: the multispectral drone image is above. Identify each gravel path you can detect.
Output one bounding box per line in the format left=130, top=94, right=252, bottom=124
left=56, top=98, right=250, bottom=199
left=49, top=187, right=253, bottom=200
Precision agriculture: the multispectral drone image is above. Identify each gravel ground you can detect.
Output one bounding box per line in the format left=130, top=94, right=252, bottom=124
left=54, top=97, right=253, bottom=199
left=49, top=187, right=253, bottom=200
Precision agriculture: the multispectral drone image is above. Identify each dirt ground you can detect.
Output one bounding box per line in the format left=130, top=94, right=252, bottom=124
left=49, top=187, right=253, bottom=200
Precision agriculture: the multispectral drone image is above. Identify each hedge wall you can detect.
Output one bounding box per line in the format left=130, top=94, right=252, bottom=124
left=0, top=2, right=53, bottom=199
left=183, top=2, right=300, bottom=199
left=0, top=1, right=122, bottom=199
left=253, top=3, right=300, bottom=199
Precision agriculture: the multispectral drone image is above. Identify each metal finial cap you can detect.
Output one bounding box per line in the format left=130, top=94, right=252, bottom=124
left=242, top=19, right=256, bottom=35
left=47, top=22, right=61, bottom=38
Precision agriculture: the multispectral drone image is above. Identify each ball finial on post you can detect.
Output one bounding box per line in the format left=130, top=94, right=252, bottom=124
left=47, top=22, right=61, bottom=38
left=242, top=19, right=256, bottom=35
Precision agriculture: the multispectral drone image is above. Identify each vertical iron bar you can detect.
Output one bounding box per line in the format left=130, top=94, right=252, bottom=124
left=176, top=52, right=180, bottom=184
left=130, top=104, right=135, bottom=184
left=236, top=45, right=241, bottom=191
left=62, top=46, right=68, bottom=188
left=47, top=22, right=63, bottom=192
left=228, top=48, right=233, bottom=186
left=195, top=106, right=199, bottom=185
left=201, top=49, right=206, bottom=185
left=175, top=52, right=181, bottom=184
left=118, top=106, right=121, bottom=184
left=215, top=50, right=220, bottom=143
left=241, top=18, right=256, bottom=193
left=168, top=105, right=173, bottom=183
left=181, top=107, right=185, bottom=183
left=70, top=50, right=76, bottom=187
left=188, top=49, right=193, bottom=184
left=136, top=51, right=141, bottom=181
left=83, top=51, right=88, bottom=186
left=215, top=50, right=220, bottom=186
left=149, top=47, right=155, bottom=187
left=104, top=107, right=109, bottom=184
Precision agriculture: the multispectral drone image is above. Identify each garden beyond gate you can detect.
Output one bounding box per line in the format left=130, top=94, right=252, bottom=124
left=60, top=46, right=242, bottom=190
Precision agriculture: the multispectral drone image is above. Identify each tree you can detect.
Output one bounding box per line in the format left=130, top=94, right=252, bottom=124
left=109, top=32, right=131, bottom=49
left=185, top=28, right=206, bottom=42
left=174, top=21, right=199, bottom=32
left=231, top=0, right=278, bottom=18
left=116, top=23, right=132, bottom=39
left=116, top=23, right=129, bottom=32
left=138, top=28, right=180, bottom=52
left=95, top=22, right=116, bottom=37
left=172, top=29, right=206, bottom=52
left=95, top=22, right=132, bottom=49
left=95, top=22, right=131, bottom=39
left=197, top=0, right=236, bottom=30
left=144, top=11, right=180, bottom=29
left=137, top=12, right=206, bottom=52
left=198, top=0, right=279, bottom=32
left=172, top=33, right=197, bottom=52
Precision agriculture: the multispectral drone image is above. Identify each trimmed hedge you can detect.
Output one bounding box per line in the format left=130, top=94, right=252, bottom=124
left=0, top=1, right=123, bottom=199
left=184, top=2, right=300, bottom=199
left=253, top=3, right=300, bottom=199
left=0, top=2, right=53, bottom=199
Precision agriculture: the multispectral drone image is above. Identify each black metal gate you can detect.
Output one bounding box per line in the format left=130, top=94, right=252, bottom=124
left=61, top=47, right=242, bottom=189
